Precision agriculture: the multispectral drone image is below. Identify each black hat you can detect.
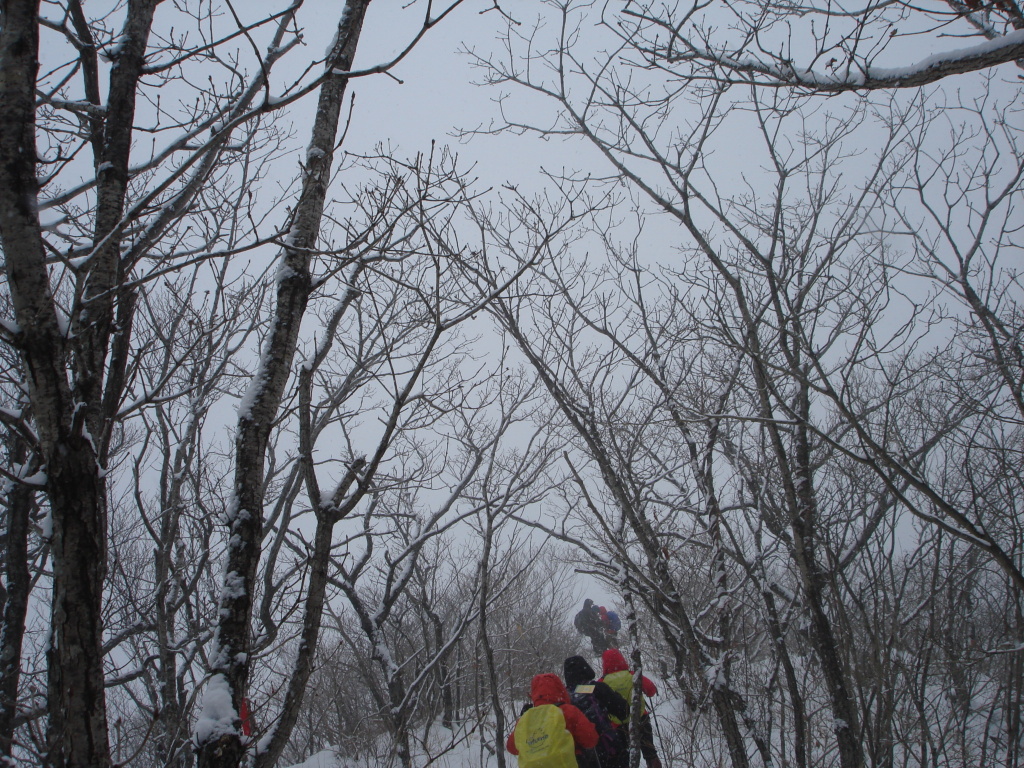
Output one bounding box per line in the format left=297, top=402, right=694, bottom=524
left=563, top=655, right=596, bottom=689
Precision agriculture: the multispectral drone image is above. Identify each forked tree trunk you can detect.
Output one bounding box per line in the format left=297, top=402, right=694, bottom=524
left=0, top=3, right=106, bottom=765
left=1, top=1, right=159, bottom=764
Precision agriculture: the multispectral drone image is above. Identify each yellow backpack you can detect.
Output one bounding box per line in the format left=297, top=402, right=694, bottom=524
left=513, top=703, right=577, bottom=768
left=602, top=669, right=647, bottom=724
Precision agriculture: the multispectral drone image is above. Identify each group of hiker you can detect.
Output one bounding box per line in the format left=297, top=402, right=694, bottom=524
left=506, top=600, right=663, bottom=768
left=573, top=598, right=621, bottom=654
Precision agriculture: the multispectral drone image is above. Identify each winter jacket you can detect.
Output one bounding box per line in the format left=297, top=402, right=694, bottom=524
left=563, top=655, right=630, bottom=723
left=507, top=673, right=599, bottom=756
left=600, top=649, right=657, bottom=724
left=573, top=600, right=604, bottom=640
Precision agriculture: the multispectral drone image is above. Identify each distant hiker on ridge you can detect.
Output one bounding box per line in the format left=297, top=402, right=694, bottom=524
left=600, top=606, right=621, bottom=648
left=574, top=598, right=612, bottom=654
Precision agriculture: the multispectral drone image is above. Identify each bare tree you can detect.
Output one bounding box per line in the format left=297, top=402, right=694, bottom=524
left=0, top=1, right=317, bottom=763
left=96, top=263, right=270, bottom=768
left=2, top=1, right=494, bottom=764
left=616, top=0, right=1024, bottom=92
left=0, top=366, right=43, bottom=763
left=466, top=4, right=1024, bottom=768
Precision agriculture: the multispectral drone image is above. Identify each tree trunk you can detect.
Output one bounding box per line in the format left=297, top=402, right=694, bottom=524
left=252, top=513, right=334, bottom=768
left=790, top=409, right=864, bottom=768
left=0, top=438, right=35, bottom=761
left=0, top=3, right=111, bottom=765
left=478, top=510, right=507, bottom=768
left=154, top=413, right=202, bottom=768
left=45, top=456, right=111, bottom=768
left=761, top=589, right=807, bottom=768
left=196, top=4, right=372, bottom=767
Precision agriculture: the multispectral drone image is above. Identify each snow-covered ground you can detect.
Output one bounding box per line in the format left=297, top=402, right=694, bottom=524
left=283, top=728, right=501, bottom=768
left=284, top=697, right=691, bottom=768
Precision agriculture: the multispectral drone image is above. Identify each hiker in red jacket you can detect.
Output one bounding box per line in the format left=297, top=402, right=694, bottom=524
left=507, top=673, right=599, bottom=764
left=600, top=649, right=662, bottom=768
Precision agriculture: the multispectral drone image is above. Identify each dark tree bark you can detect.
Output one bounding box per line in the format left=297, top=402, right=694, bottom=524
left=784, top=383, right=865, bottom=768
left=0, top=434, right=36, bottom=762
left=478, top=506, right=507, bottom=768
left=0, top=1, right=113, bottom=764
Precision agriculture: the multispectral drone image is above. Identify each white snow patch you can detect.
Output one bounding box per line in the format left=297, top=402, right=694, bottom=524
left=703, top=659, right=726, bottom=689
left=21, top=471, right=47, bottom=487
left=868, top=28, right=1024, bottom=82
left=39, top=214, right=67, bottom=232
left=276, top=262, right=297, bottom=285
left=282, top=224, right=301, bottom=247
left=324, top=30, right=341, bottom=60
left=193, top=674, right=237, bottom=745
left=286, top=750, right=342, bottom=768
left=237, top=374, right=262, bottom=421
left=0, top=407, right=22, bottom=423
left=222, top=571, right=246, bottom=601
left=256, top=723, right=278, bottom=755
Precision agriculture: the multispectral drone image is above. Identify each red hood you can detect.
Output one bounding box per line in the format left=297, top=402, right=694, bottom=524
left=602, top=648, right=629, bottom=675
left=530, top=673, right=571, bottom=706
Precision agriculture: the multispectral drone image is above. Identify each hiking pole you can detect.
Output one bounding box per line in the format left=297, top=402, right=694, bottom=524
left=650, top=704, right=665, bottom=757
